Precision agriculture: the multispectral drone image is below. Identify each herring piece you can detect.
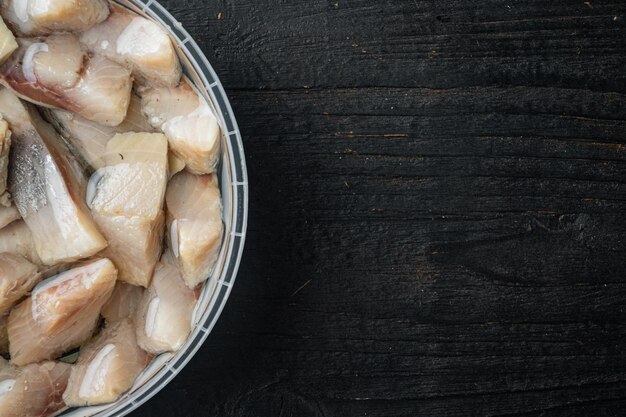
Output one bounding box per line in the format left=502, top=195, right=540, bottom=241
left=89, top=132, right=168, bottom=287
left=0, top=17, right=16, bottom=66
left=42, top=94, right=156, bottom=171
left=0, top=37, right=132, bottom=126
left=0, top=253, right=39, bottom=316
left=63, top=319, right=151, bottom=407
left=0, top=89, right=107, bottom=265
left=135, top=262, right=196, bottom=354
left=141, top=80, right=221, bottom=174
left=80, top=4, right=181, bottom=87
left=0, top=221, right=42, bottom=265
left=0, top=358, right=71, bottom=417
left=101, top=282, right=144, bottom=323
left=0, top=205, right=19, bottom=229
left=166, top=172, right=223, bottom=288
left=8, top=258, right=117, bottom=366
left=0, top=120, right=10, bottom=206
left=1, top=0, right=109, bottom=36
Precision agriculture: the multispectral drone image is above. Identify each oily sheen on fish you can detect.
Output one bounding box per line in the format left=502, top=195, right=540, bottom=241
left=63, top=319, right=151, bottom=407
left=0, top=35, right=132, bottom=126
left=0, top=358, right=71, bottom=417
left=0, top=88, right=107, bottom=265
left=8, top=258, right=117, bottom=366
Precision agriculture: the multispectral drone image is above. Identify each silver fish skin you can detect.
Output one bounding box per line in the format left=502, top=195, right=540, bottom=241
left=0, top=88, right=107, bottom=266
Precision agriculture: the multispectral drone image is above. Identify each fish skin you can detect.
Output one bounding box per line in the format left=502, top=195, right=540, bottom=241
left=80, top=3, right=181, bottom=88
left=0, top=253, right=39, bottom=316
left=166, top=171, right=224, bottom=288
left=8, top=258, right=117, bottom=366
left=1, top=0, right=110, bottom=36
left=135, top=262, right=196, bottom=354
left=0, top=37, right=132, bottom=127
left=63, top=319, right=151, bottom=407
left=0, top=358, right=71, bottom=417
left=0, top=88, right=107, bottom=265
left=89, top=132, right=168, bottom=287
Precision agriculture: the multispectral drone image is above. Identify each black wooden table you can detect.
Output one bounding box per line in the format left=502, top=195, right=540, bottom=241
left=141, top=1, right=626, bottom=416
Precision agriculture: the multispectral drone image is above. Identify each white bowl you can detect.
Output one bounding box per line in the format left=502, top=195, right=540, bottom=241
left=58, top=1, right=248, bottom=415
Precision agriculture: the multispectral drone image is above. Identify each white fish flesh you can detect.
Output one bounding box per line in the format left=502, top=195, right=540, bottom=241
left=0, top=221, right=42, bottom=265
left=0, top=88, right=107, bottom=265
left=8, top=258, right=117, bottom=366
left=0, top=119, right=10, bottom=206
left=0, top=205, right=19, bottom=229
left=1, top=0, right=109, bottom=36
left=42, top=94, right=156, bottom=171
left=166, top=171, right=223, bottom=288
left=0, top=253, right=39, bottom=316
left=101, top=282, right=144, bottom=323
left=135, top=262, right=196, bottom=354
left=0, top=358, right=71, bottom=417
left=63, top=319, right=151, bottom=407
left=141, top=80, right=221, bottom=174
left=0, top=16, right=17, bottom=65
left=0, top=36, right=132, bottom=126
left=88, top=132, right=168, bottom=287
left=81, top=4, right=181, bottom=87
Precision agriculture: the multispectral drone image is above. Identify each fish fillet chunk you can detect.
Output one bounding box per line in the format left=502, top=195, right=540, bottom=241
left=1, top=0, right=109, bottom=36
left=101, top=282, right=144, bottom=324
left=135, top=262, right=196, bottom=354
left=63, top=319, right=151, bottom=407
left=88, top=132, right=168, bottom=287
left=81, top=4, right=181, bottom=87
left=0, top=119, right=10, bottom=206
left=0, top=88, right=107, bottom=265
left=0, top=253, right=39, bottom=316
left=141, top=80, right=221, bottom=174
left=0, top=358, right=71, bottom=417
left=8, top=258, right=117, bottom=366
left=166, top=172, right=224, bottom=288
left=0, top=37, right=132, bottom=126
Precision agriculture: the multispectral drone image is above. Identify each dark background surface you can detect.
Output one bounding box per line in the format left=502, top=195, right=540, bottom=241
left=139, top=1, right=626, bottom=416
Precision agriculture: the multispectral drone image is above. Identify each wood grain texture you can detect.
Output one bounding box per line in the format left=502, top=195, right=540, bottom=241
left=139, top=1, right=626, bottom=416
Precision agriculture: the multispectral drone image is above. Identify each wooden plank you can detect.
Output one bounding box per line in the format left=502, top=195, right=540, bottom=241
left=138, top=1, right=626, bottom=416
